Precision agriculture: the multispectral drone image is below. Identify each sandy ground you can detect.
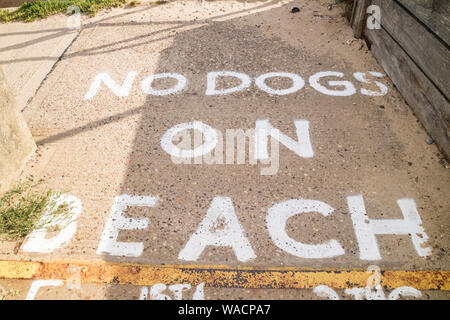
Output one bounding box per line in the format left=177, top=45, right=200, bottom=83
left=0, top=0, right=449, bottom=300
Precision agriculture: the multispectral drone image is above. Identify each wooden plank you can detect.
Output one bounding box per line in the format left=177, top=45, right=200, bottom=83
left=396, top=0, right=450, bottom=45
left=350, top=0, right=358, bottom=25
left=373, top=0, right=450, bottom=100
left=351, top=0, right=370, bottom=38
left=365, top=27, right=450, bottom=159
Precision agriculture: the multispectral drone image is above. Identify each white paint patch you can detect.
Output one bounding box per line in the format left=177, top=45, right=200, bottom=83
left=344, top=288, right=366, bottom=300
left=149, top=283, right=172, bottom=300
left=96, top=195, right=157, bottom=257
left=169, top=284, right=192, bottom=300
left=192, top=282, right=205, bottom=300
left=314, top=285, right=422, bottom=300
left=139, top=283, right=205, bottom=300
left=161, top=121, right=218, bottom=158
left=318, top=265, right=423, bottom=300
left=26, top=280, right=63, bottom=300
left=388, top=286, right=422, bottom=300
left=139, top=287, right=149, bottom=300
left=178, top=196, right=256, bottom=262
left=347, top=195, right=431, bottom=260
left=353, top=72, right=388, bottom=96
left=21, top=194, right=82, bottom=253
left=313, top=285, right=340, bottom=300
left=344, top=285, right=421, bottom=300
left=205, top=71, right=251, bottom=95
left=266, top=199, right=345, bottom=258
left=364, top=285, right=387, bottom=300
left=255, top=119, right=314, bottom=159
left=141, top=73, right=187, bottom=96
left=84, top=72, right=137, bottom=100
left=309, top=71, right=356, bottom=96
left=255, top=72, right=305, bottom=95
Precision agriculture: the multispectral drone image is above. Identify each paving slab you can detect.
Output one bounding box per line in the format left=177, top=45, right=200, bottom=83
left=0, top=13, right=80, bottom=111
left=0, top=0, right=449, bottom=300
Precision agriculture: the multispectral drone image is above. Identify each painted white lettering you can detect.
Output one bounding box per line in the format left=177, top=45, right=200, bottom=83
left=192, top=283, right=205, bottom=300
left=22, top=194, right=82, bottom=253
left=161, top=121, right=218, bottom=159
left=84, top=72, right=137, bottom=100
left=169, top=284, right=191, bottom=300
left=206, top=71, right=251, bottom=95
left=255, top=72, right=305, bottom=95
left=255, top=119, right=314, bottom=159
left=97, top=195, right=157, bottom=257
left=353, top=72, right=388, bottom=96
left=266, top=199, right=345, bottom=258
left=141, top=73, right=187, bottom=96
left=388, top=286, right=422, bottom=300
left=150, top=283, right=171, bottom=300
left=347, top=195, right=431, bottom=260
left=26, top=280, right=63, bottom=300
left=313, top=285, right=340, bottom=300
left=178, top=197, right=256, bottom=262
left=309, top=71, right=356, bottom=96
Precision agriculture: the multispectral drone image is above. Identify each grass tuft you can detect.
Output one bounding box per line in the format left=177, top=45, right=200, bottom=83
left=0, top=182, right=73, bottom=240
left=0, top=0, right=128, bottom=23
left=0, top=288, right=20, bottom=300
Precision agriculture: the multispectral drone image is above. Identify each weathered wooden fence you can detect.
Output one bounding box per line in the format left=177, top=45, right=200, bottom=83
left=352, top=0, right=450, bottom=159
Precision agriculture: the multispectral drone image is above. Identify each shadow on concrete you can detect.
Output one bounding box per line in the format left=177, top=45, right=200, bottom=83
left=95, top=0, right=355, bottom=300
left=0, top=0, right=284, bottom=64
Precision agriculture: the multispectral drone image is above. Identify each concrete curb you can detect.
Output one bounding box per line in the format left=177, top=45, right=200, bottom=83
left=0, top=259, right=449, bottom=290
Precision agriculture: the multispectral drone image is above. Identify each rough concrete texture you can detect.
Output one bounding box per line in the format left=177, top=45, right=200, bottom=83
left=0, top=0, right=448, bottom=300
left=0, top=66, right=36, bottom=193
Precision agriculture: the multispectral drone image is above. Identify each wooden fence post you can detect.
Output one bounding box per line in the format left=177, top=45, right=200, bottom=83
left=351, top=0, right=371, bottom=38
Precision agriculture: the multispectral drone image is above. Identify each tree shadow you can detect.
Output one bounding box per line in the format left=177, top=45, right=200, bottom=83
left=0, top=0, right=284, bottom=64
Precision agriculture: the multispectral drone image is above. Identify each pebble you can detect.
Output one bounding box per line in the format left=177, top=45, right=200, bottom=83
left=426, top=138, right=435, bottom=145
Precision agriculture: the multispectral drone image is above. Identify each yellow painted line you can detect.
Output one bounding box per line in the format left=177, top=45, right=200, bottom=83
left=0, top=260, right=449, bottom=290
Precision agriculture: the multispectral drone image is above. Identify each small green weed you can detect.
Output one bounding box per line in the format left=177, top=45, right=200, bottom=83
left=0, top=0, right=128, bottom=23
left=0, top=287, right=20, bottom=300
left=0, top=182, right=73, bottom=240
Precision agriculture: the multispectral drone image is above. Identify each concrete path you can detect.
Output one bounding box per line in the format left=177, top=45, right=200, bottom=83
left=0, top=14, right=79, bottom=111
left=0, top=0, right=449, bottom=300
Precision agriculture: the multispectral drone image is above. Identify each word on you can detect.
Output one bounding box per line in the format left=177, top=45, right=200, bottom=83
left=162, top=120, right=313, bottom=175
